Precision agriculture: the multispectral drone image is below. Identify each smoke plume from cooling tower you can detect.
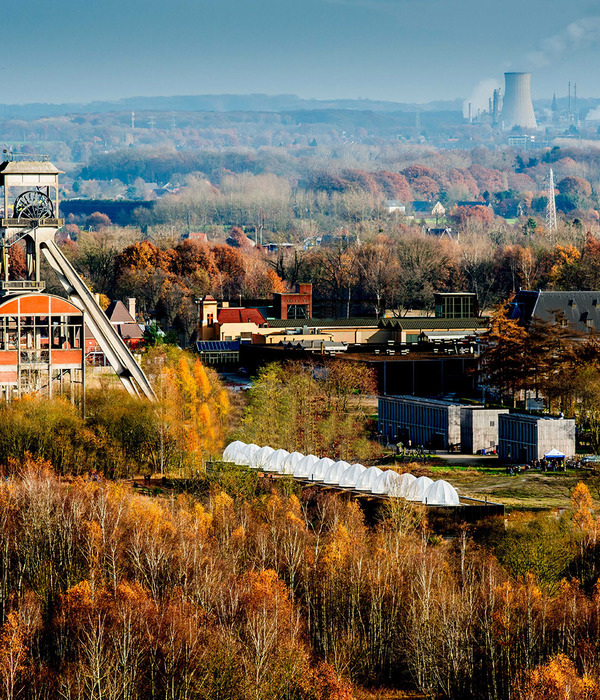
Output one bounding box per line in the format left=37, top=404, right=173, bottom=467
left=463, top=78, right=502, bottom=119
left=526, top=17, right=600, bottom=69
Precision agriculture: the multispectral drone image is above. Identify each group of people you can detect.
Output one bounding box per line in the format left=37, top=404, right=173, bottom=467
left=505, top=458, right=567, bottom=475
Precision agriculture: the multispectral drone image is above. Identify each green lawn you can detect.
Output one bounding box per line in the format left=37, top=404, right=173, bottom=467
left=388, top=459, right=597, bottom=511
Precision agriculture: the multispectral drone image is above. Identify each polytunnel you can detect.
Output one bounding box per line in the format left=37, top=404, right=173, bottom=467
left=324, top=460, right=352, bottom=485
left=422, top=480, right=460, bottom=506
left=223, top=441, right=246, bottom=462
left=396, top=472, right=417, bottom=498
left=294, top=454, right=319, bottom=478
left=311, top=457, right=335, bottom=481
left=372, top=469, right=405, bottom=495
left=250, top=445, right=274, bottom=469
left=236, top=443, right=260, bottom=466
left=355, top=466, right=383, bottom=491
left=405, top=476, right=433, bottom=502
left=281, top=451, right=304, bottom=475
left=264, top=449, right=290, bottom=473
left=339, top=463, right=367, bottom=488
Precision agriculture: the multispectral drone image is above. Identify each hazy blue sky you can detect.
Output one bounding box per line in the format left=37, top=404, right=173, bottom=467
left=3, top=0, right=600, bottom=105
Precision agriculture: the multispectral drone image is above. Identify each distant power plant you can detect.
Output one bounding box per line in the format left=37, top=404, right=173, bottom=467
left=500, top=72, right=537, bottom=130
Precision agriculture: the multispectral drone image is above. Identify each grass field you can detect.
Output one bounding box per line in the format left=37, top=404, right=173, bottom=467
left=386, top=457, right=600, bottom=511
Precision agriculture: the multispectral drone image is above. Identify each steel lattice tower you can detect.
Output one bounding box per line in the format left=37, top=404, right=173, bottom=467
left=546, top=168, right=557, bottom=235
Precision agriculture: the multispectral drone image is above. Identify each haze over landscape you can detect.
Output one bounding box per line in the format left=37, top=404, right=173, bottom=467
left=5, top=2, right=600, bottom=700
left=7, top=0, right=600, bottom=106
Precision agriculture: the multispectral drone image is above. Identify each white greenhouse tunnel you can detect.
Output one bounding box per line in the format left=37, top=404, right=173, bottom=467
left=324, top=460, right=352, bottom=484
left=423, top=479, right=460, bottom=506
left=339, top=463, right=367, bottom=488
left=294, top=454, right=319, bottom=478
left=221, top=442, right=460, bottom=506
left=264, top=449, right=290, bottom=473
left=355, top=466, right=383, bottom=491
left=282, top=451, right=304, bottom=474
left=312, top=457, right=335, bottom=482
left=237, top=443, right=260, bottom=466
left=406, top=476, right=433, bottom=502
left=250, top=445, right=274, bottom=468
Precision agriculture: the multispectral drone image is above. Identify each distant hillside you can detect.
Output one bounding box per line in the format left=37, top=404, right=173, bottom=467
left=0, top=93, right=464, bottom=120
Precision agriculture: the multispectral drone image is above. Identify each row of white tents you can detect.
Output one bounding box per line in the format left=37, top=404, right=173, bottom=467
left=222, top=441, right=460, bottom=506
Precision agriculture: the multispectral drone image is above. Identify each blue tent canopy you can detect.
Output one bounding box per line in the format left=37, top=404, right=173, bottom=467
left=544, top=449, right=565, bottom=459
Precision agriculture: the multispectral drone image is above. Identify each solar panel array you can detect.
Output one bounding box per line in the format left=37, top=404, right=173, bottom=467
left=196, top=341, right=240, bottom=352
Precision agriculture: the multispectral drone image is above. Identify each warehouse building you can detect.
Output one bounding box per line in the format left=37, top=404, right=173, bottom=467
left=498, top=413, right=575, bottom=463
left=378, top=395, right=508, bottom=453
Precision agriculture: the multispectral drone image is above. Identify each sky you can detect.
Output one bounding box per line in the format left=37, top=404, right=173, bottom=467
left=3, top=0, right=600, bottom=106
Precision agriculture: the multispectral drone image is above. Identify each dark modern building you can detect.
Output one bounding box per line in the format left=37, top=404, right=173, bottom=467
left=497, top=413, right=575, bottom=463
left=378, top=395, right=508, bottom=452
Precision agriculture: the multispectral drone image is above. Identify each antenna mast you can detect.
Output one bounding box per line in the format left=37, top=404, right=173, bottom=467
left=546, top=168, right=557, bottom=236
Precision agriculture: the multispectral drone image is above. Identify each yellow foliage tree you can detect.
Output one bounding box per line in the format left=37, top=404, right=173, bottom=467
left=517, top=653, right=600, bottom=699
left=143, top=348, right=229, bottom=474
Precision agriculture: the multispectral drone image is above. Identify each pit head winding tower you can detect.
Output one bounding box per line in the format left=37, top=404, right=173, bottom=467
left=0, top=154, right=155, bottom=401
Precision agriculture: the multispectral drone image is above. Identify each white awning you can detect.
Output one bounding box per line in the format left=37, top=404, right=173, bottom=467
left=422, top=330, right=477, bottom=341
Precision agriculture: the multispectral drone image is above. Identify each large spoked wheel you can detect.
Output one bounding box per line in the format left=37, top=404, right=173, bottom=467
left=14, top=190, right=54, bottom=220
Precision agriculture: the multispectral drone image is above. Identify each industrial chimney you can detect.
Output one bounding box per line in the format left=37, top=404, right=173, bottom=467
left=500, top=72, right=537, bottom=130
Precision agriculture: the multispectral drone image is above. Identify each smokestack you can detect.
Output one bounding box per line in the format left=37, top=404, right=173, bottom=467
left=500, top=72, right=537, bottom=130
left=468, top=102, right=472, bottom=123
left=568, top=81, right=571, bottom=112
left=492, top=89, right=500, bottom=125
left=127, top=297, right=136, bottom=320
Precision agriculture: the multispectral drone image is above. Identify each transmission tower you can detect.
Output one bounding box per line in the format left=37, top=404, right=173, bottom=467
left=546, top=168, right=557, bottom=236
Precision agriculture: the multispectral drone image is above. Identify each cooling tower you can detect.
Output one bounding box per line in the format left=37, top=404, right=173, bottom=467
left=500, top=72, right=537, bottom=130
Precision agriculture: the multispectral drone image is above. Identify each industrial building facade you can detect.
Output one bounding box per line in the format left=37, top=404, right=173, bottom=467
left=379, top=396, right=462, bottom=450
left=460, top=407, right=509, bottom=453
left=498, top=413, right=575, bottom=463
left=0, top=293, right=85, bottom=402
left=378, top=395, right=508, bottom=453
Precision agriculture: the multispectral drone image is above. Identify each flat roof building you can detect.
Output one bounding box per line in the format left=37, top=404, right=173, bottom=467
left=378, top=395, right=508, bottom=452
left=498, top=413, right=575, bottom=463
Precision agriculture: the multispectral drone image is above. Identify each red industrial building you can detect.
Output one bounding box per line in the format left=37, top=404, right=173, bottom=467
left=273, top=283, right=312, bottom=320
left=0, top=293, right=84, bottom=402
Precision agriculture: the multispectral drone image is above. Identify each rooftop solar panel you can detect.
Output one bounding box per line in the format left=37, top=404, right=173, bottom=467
left=196, top=340, right=240, bottom=352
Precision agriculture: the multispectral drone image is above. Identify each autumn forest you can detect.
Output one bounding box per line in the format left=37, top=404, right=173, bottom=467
left=5, top=110, right=600, bottom=699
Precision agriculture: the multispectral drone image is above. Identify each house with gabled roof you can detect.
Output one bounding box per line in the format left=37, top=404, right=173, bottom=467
left=86, top=297, right=144, bottom=354
left=509, top=290, right=600, bottom=334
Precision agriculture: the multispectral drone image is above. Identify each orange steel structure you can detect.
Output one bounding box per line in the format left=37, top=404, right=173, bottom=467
left=0, top=155, right=155, bottom=401
left=0, top=293, right=84, bottom=402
